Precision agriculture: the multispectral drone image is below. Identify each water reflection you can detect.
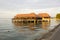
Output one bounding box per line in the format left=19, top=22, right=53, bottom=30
left=41, top=22, right=50, bottom=30
left=12, top=21, right=50, bottom=31
left=56, top=19, right=60, bottom=24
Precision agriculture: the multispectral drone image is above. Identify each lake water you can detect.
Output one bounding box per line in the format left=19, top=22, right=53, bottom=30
left=0, top=18, right=60, bottom=40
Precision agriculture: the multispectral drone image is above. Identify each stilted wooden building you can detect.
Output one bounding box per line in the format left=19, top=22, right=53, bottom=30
left=12, top=13, right=50, bottom=24
left=38, top=13, right=50, bottom=22
left=12, top=13, right=42, bottom=24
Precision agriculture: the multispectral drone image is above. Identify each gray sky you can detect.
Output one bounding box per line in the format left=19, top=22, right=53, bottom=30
left=0, top=0, right=60, bottom=18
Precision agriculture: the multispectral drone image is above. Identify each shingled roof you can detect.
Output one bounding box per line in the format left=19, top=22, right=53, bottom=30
left=38, top=13, right=50, bottom=18
left=14, top=13, right=37, bottom=18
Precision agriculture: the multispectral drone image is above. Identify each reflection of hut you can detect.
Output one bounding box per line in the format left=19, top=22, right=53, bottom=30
left=38, top=13, right=50, bottom=22
left=41, top=21, right=50, bottom=30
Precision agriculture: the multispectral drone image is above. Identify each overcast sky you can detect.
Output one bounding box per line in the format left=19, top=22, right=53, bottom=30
left=0, top=0, right=60, bottom=18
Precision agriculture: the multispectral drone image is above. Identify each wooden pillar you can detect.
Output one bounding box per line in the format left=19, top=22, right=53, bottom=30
left=37, top=20, right=40, bottom=23
left=34, top=20, right=36, bottom=24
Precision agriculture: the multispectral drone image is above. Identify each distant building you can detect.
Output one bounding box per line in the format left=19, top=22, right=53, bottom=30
left=38, top=13, right=50, bottom=22
left=12, top=13, right=50, bottom=23
left=12, top=13, right=41, bottom=24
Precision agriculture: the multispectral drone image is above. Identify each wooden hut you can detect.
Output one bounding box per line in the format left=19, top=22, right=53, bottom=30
left=38, top=13, right=50, bottom=22
left=12, top=13, right=38, bottom=24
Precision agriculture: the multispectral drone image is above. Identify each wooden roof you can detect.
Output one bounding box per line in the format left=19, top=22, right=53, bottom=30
left=38, top=13, right=50, bottom=18
left=14, top=13, right=37, bottom=18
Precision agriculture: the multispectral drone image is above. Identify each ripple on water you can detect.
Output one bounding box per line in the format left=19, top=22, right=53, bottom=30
left=0, top=19, right=59, bottom=40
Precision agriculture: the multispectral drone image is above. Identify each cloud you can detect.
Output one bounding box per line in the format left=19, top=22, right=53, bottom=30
left=0, top=0, right=60, bottom=9
left=0, top=0, right=60, bottom=18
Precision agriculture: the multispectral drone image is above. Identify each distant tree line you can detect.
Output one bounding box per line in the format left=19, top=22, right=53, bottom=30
left=56, top=13, right=60, bottom=19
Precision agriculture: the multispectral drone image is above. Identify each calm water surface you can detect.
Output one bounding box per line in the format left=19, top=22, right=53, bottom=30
left=0, top=18, right=59, bottom=40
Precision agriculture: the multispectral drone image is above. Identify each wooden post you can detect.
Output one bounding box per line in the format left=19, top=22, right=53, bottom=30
left=34, top=20, right=36, bottom=24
